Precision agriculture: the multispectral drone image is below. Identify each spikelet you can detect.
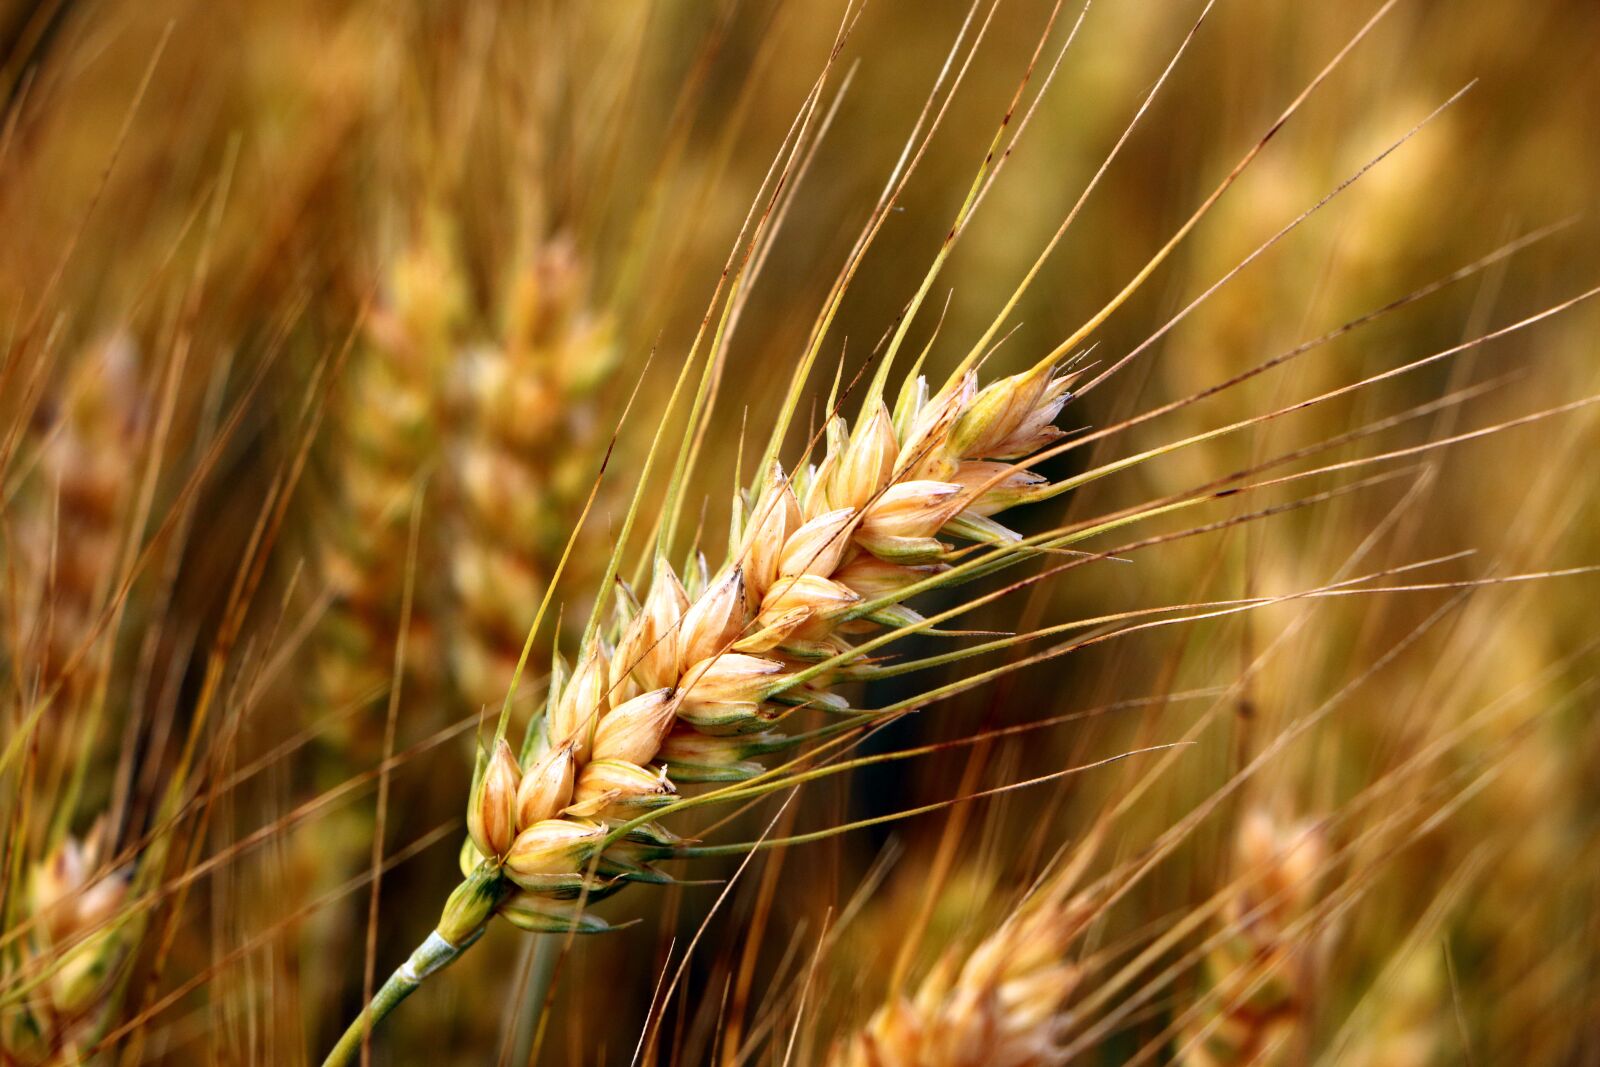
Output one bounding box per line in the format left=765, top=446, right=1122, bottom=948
left=828, top=888, right=1088, bottom=1067
left=1179, top=810, right=1327, bottom=1067
left=448, top=237, right=616, bottom=712
left=1, top=823, right=137, bottom=1065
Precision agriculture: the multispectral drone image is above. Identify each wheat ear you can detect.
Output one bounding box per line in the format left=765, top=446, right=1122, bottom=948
left=827, top=881, right=1090, bottom=1067
left=320, top=338, right=1082, bottom=1063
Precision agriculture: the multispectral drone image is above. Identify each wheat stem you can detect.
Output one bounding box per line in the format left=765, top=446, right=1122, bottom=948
left=321, top=930, right=473, bottom=1067
left=322, top=864, right=508, bottom=1065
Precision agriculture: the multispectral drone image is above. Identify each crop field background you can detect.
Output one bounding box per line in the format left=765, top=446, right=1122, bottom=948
left=2, top=1, right=1597, bottom=1064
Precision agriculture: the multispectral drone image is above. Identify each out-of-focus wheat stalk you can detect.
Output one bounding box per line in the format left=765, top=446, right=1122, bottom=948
left=9, top=337, right=146, bottom=717
left=827, top=876, right=1090, bottom=1067
left=448, top=236, right=617, bottom=714
left=1, top=338, right=156, bottom=1066
left=1176, top=810, right=1326, bottom=1067
left=313, top=220, right=462, bottom=729
left=312, top=224, right=620, bottom=724
left=4, top=334, right=148, bottom=834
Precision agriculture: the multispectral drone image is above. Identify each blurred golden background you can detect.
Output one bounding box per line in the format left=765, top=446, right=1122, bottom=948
left=2, top=0, right=1597, bottom=1063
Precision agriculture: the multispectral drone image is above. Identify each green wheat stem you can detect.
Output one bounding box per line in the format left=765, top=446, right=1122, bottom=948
left=322, top=865, right=508, bottom=1065
left=321, top=929, right=475, bottom=1067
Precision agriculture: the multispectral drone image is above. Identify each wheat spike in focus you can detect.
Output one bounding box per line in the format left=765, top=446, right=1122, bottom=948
left=457, top=360, right=1074, bottom=918
left=321, top=343, right=1083, bottom=1062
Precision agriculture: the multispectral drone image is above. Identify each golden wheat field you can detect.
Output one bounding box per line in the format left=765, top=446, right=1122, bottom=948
left=3, top=0, right=1598, bottom=1064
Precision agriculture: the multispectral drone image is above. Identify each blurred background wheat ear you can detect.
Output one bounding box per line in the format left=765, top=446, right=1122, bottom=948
left=2, top=0, right=1599, bottom=1064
